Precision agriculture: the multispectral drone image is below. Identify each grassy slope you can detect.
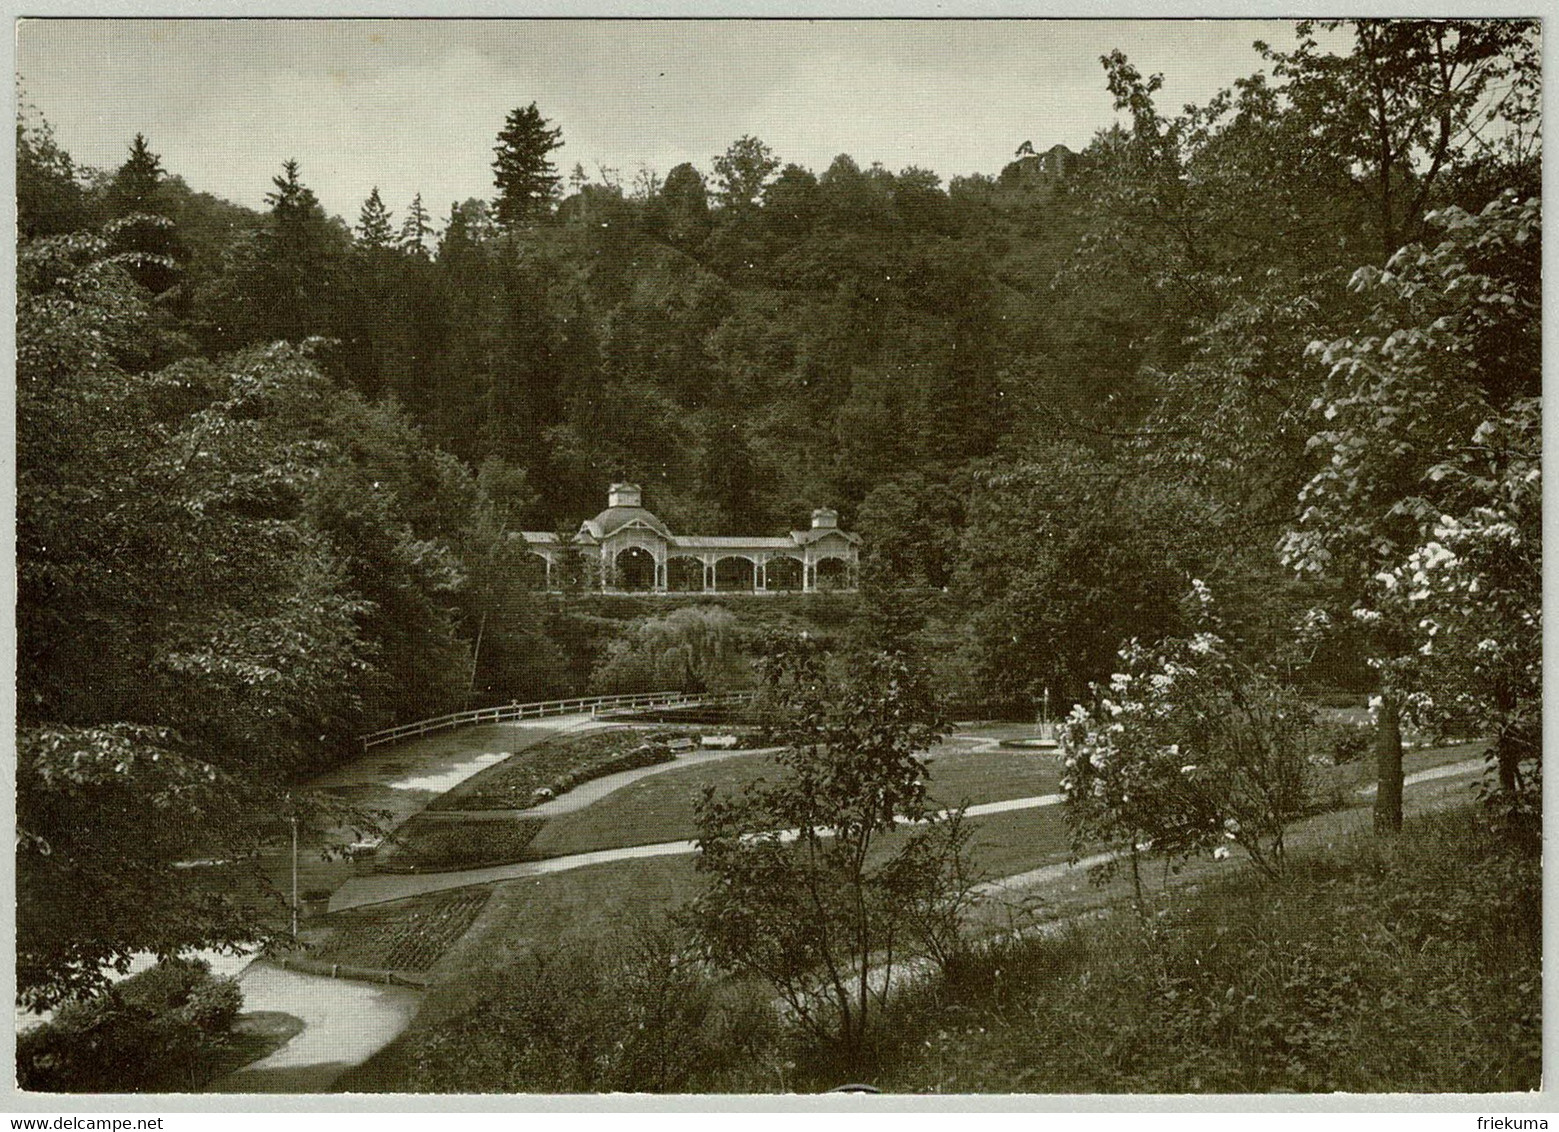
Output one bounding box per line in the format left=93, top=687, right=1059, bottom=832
left=335, top=854, right=703, bottom=1092
left=342, top=737, right=1498, bottom=1093
left=872, top=804, right=1539, bottom=1094
left=522, top=752, right=784, bottom=857
left=520, top=734, right=1061, bottom=859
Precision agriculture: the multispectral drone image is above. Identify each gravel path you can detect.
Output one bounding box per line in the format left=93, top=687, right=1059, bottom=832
left=332, top=782, right=1082, bottom=911
left=205, top=963, right=421, bottom=1094
left=519, top=745, right=783, bottom=817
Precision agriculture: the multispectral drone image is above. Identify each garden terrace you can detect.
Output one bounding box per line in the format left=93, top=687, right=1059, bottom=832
left=423, top=726, right=736, bottom=812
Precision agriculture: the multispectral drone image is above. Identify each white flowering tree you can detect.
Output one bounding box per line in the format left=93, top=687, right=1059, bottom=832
left=1282, top=197, right=1540, bottom=831
left=1061, top=585, right=1316, bottom=897
left=1373, top=396, right=1540, bottom=827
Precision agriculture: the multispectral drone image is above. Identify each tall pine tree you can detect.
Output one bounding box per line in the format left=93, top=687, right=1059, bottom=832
left=356, top=185, right=395, bottom=248
left=103, top=133, right=185, bottom=298
left=400, top=192, right=434, bottom=256
left=258, top=159, right=341, bottom=341
left=105, top=133, right=164, bottom=216
left=492, top=103, right=563, bottom=229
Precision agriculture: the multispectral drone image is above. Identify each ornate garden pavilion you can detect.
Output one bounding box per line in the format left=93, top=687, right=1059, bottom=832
left=520, top=483, right=860, bottom=594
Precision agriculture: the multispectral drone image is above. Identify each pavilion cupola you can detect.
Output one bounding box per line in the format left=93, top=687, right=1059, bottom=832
left=608, top=482, right=643, bottom=508
left=811, top=507, right=839, bottom=530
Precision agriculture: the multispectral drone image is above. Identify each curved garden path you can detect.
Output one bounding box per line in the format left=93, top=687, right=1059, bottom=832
left=331, top=752, right=1487, bottom=912
left=205, top=964, right=421, bottom=1094
left=460, top=744, right=785, bottom=820
left=207, top=719, right=1486, bottom=1093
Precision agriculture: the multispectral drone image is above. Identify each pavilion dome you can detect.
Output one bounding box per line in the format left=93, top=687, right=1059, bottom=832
left=584, top=483, right=672, bottom=539
left=587, top=504, right=672, bottom=539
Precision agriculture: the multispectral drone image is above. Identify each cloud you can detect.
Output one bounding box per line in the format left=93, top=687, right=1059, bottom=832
left=18, top=18, right=1303, bottom=220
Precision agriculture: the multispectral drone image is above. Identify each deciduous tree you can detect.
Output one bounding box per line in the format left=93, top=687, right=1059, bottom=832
left=1283, top=196, right=1540, bottom=831
left=688, top=638, right=973, bottom=1064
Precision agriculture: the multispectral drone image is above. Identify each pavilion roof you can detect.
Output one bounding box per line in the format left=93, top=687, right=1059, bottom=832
left=672, top=535, right=799, bottom=550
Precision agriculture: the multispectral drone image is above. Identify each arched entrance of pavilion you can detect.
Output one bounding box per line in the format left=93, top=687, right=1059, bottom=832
left=764, top=554, right=804, bottom=592
left=666, top=555, right=705, bottom=593
left=814, top=555, right=853, bottom=592
left=714, top=556, right=755, bottom=593
left=613, top=546, right=658, bottom=592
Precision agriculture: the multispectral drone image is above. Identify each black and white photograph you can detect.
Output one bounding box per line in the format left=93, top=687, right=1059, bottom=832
left=11, top=15, right=1543, bottom=1102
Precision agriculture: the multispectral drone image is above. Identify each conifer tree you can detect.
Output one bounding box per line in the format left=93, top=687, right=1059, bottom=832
left=491, top=103, right=563, bottom=229
left=356, top=185, right=394, bottom=249
left=106, top=133, right=165, bottom=217
left=399, top=192, right=434, bottom=255
left=104, top=133, right=184, bottom=297
left=259, top=159, right=339, bottom=341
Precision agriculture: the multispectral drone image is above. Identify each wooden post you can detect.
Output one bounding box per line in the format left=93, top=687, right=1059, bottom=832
left=290, top=815, right=299, bottom=943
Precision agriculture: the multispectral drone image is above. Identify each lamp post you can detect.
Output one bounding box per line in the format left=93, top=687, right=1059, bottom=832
left=290, top=813, right=299, bottom=943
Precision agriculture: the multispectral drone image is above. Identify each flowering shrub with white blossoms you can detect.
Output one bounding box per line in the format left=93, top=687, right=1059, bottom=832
left=1061, top=590, right=1316, bottom=886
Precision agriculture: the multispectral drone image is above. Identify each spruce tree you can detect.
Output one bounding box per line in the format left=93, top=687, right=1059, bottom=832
left=104, top=133, right=183, bottom=296
left=259, top=159, right=338, bottom=340
left=106, top=133, right=165, bottom=217
left=399, top=192, right=434, bottom=256
left=491, top=103, right=563, bottom=229
left=356, top=186, right=394, bottom=249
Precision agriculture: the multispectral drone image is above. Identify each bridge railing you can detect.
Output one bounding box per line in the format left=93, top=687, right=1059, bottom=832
left=358, top=689, right=757, bottom=751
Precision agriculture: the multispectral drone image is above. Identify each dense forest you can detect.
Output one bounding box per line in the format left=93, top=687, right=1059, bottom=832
left=17, top=20, right=1541, bottom=1006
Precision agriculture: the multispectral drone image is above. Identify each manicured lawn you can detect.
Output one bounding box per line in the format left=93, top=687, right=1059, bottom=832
left=426, top=855, right=706, bottom=1018
left=961, top=805, right=1074, bottom=877
left=922, top=744, right=1062, bottom=807
left=522, top=751, right=785, bottom=858
left=424, top=726, right=746, bottom=812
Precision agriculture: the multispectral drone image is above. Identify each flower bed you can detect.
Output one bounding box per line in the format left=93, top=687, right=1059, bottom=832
left=306, top=889, right=491, bottom=974
left=425, top=728, right=695, bottom=812
left=376, top=814, right=547, bottom=872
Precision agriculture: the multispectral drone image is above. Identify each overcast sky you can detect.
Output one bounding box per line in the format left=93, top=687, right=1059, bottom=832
left=19, top=19, right=1313, bottom=224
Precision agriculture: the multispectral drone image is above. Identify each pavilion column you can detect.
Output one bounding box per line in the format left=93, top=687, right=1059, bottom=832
left=654, top=553, right=667, bottom=593
left=703, top=555, right=716, bottom=593
left=803, top=555, right=815, bottom=594
left=756, top=556, right=767, bottom=593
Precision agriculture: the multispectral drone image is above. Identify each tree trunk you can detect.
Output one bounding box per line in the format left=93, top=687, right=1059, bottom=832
left=1373, top=692, right=1404, bottom=834
left=466, top=608, right=487, bottom=697
left=1497, top=734, right=1519, bottom=795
